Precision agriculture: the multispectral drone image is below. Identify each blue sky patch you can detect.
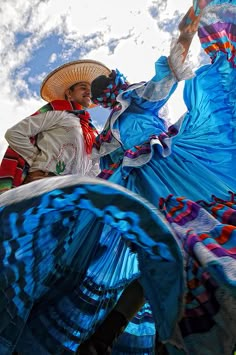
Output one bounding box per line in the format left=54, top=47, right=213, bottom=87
left=15, top=32, right=32, bottom=46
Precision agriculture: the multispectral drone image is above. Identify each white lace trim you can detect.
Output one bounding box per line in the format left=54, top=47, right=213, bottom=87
left=194, top=243, right=236, bottom=282
left=168, top=38, right=195, bottom=82
left=158, top=103, right=171, bottom=127
left=0, top=175, right=123, bottom=207
left=172, top=208, right=220, bottom=236
left=200, top=3, right=236, bottom=26
left=134, top=74, right=176, bottom=102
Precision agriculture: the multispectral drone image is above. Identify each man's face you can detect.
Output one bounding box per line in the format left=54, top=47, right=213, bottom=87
left=68, top=82, right=91, bottom=107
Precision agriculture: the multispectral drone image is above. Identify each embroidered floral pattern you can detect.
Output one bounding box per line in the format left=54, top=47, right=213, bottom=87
left=56, top=160, right=66, bottom=174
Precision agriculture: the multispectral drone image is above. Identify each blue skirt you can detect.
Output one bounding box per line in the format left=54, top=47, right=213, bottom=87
left=0, top=176, right=180, bottom=354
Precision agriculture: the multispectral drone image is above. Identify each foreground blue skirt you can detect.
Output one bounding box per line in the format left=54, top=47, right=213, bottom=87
left=0, top=176, right=181, bottom=354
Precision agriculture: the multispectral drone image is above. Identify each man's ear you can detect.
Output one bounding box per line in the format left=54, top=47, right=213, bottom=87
left=65, top=88, right=72, bottom=100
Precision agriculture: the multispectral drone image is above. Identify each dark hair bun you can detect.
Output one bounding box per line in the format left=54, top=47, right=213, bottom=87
left=91, top=75, right=111, bottom=99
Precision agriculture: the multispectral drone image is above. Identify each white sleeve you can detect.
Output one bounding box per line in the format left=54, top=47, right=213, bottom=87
left=5, top=110, right=66, bottom=165
left=167, top=38, right=195, bottom=82
left=88, top=158, right=101, bottom=177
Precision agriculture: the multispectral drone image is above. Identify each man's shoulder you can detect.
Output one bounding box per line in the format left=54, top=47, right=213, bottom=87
left=32, top=100, right=70, bottom=116
left=49, top=100, right=73, bottom=111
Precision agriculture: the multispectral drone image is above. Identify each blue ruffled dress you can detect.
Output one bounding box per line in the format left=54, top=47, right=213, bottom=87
left=0, top=1, right=236, bottom=354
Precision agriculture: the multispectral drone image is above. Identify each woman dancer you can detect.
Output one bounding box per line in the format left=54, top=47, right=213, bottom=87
left=80, top=0, right=236, bottom=353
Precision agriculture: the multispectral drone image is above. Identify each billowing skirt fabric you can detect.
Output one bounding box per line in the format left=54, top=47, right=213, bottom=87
left=0, top=176, right=179, bottom=354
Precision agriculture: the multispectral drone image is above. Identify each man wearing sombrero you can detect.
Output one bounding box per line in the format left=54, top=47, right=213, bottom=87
left=0, top=59, right=110, bottom=190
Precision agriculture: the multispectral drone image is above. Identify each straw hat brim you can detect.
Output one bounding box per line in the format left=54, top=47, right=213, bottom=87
left=40, top=59, right=111, bottom=103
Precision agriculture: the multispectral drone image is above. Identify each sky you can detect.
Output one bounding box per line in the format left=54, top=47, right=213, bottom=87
left=0, top=0, right=210, bottom=160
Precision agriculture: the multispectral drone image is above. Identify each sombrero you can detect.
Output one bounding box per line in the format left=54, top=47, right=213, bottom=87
left=40, top=59, right=111, bottom=102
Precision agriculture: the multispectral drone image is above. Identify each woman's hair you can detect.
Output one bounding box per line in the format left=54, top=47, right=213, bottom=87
left=91, top=70, right=129, bottom=108
left=91, top=75, right=112, bottom=101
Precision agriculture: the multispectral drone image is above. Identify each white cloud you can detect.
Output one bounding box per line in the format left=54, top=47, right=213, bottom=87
left=49, top=53, right=57, bottom=63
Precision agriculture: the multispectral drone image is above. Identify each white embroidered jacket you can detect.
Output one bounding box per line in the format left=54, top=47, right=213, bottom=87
left=5, top=110, right=100, bottom=177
